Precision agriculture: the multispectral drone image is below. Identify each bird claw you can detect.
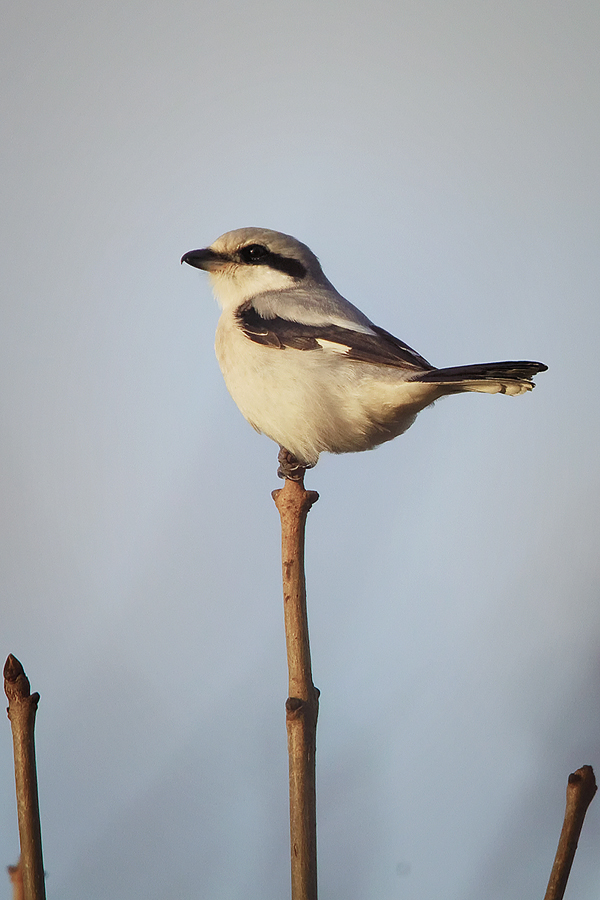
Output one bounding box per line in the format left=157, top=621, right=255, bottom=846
left=277, top=447, right=312, bottom=481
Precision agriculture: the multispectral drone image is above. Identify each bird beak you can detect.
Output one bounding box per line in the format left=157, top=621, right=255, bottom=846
left=181, top=248, right=226, bottom=271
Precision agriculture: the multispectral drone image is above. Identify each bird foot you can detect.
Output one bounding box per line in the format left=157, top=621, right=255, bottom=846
left=277, top=447, right=313, bottom=481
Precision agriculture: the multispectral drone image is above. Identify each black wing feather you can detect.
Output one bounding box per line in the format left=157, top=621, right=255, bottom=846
left=236, top=303, right=432, bottom=370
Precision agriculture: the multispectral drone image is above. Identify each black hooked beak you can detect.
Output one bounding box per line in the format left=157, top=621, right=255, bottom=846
left=180, top=248, right=226, bottom=271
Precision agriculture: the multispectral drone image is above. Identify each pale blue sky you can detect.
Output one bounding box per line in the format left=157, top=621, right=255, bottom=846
left=1, top=1, right=600, bottom=897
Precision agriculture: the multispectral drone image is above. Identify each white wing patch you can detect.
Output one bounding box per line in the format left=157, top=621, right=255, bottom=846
left=315, top=338, right=351, bottom=354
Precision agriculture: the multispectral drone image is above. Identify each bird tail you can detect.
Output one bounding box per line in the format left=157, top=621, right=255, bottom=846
left=412, top=361, right=548, bottom=396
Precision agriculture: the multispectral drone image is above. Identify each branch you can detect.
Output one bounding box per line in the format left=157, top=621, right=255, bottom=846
left=273, top=476, right=320, bottom=900
left=543, top=765, right=596, bottom=900
left=4, top=655, right=46, bottom=900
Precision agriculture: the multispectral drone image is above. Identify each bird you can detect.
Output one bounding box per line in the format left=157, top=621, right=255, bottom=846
left=182, top=228, right=547, bottom=480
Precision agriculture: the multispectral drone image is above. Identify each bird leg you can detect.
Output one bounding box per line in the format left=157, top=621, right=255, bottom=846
left=277, top=447, right=312, bottom=482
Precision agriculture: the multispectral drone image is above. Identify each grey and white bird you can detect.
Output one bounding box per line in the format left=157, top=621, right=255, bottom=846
left=182, top=228, right=547, bottom=479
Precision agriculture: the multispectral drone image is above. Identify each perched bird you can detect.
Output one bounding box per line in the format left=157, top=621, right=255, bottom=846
left=182, top=228, right=546, bottom=479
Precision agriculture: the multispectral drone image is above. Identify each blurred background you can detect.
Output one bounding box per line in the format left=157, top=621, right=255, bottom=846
left=1, top=1, right=599, bottom=897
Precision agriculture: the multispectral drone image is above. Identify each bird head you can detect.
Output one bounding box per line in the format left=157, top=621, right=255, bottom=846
left=181, top=228, right=329, bottom=308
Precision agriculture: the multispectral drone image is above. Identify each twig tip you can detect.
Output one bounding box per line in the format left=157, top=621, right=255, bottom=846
left=4, top=655, right=35, bottom=704
left=568, top=765, right=596, bottom=788
left=4, top=655, right=24, bottom=682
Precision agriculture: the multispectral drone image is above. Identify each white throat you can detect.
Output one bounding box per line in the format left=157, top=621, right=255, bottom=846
left=208, top=266, right=299, bottom=310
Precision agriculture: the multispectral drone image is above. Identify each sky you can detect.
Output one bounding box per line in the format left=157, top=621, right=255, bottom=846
left=1, top=0, right=600, bottom=897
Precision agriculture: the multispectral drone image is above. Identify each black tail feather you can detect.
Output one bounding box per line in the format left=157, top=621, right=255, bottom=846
left=414, top=360, right=547, bottom=384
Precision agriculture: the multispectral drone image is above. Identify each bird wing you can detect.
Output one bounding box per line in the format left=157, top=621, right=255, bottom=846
left=236, top=302, right=432, bottom=370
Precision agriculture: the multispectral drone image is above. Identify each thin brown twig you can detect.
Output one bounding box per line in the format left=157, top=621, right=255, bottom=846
left=543, top=765, right=596, bottom=900
left=4, top=655, right=46, bottom=900
left=273, top=476, right=320, bottom=900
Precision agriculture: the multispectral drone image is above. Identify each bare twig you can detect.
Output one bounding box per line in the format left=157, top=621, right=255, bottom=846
left=543, top=765, right=596, bottom=900
left=4, top=655, right=46, bottom=900
left=273, top=476, right=320, bottom=900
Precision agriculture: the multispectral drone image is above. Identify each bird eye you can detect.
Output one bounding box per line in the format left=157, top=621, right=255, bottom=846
left=240, top=244, right=268, bottom=263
